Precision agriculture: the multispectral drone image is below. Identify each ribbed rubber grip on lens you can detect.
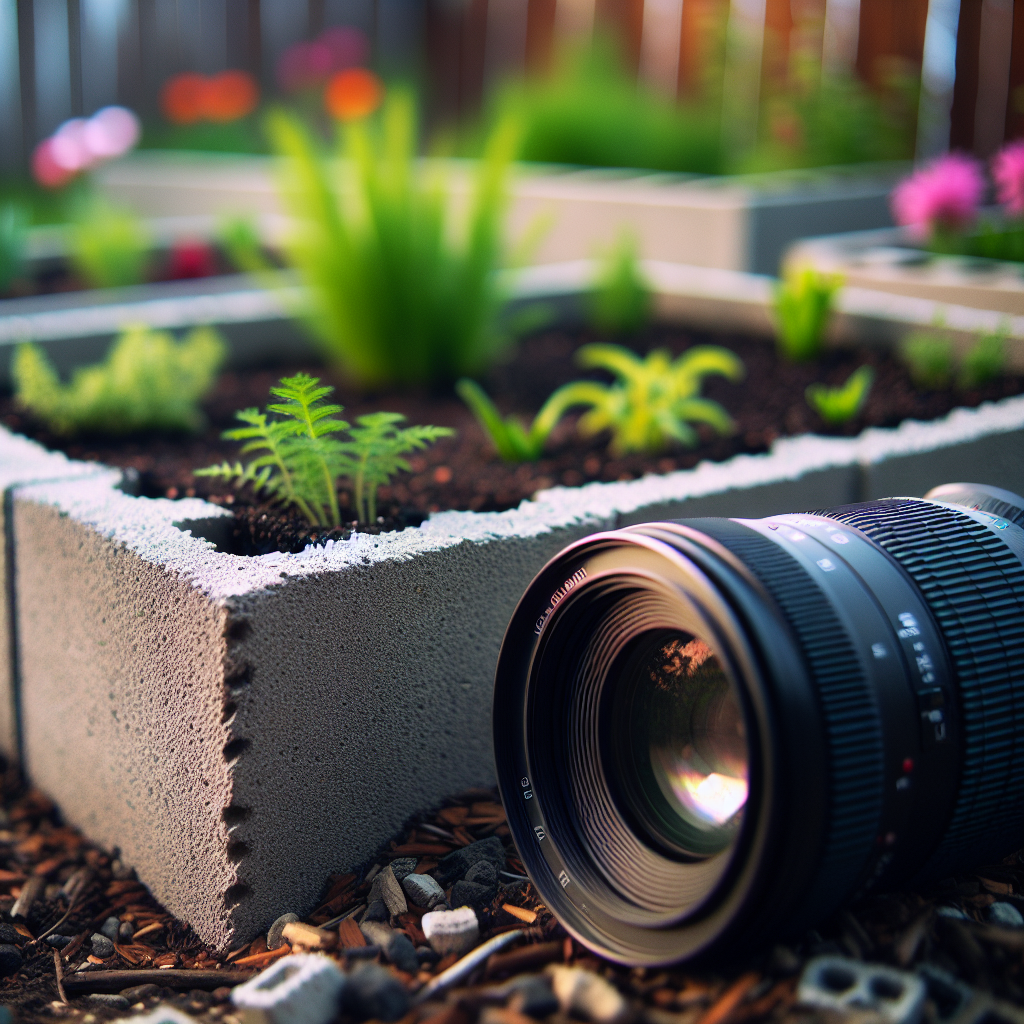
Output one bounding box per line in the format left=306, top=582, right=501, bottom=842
left=817, top=499, right=1024, bottom=880
left=692, top=519, right=884, bottom=919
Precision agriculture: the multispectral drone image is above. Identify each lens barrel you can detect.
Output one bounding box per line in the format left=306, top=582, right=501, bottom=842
left=492, top=484, right=1024, bottom=966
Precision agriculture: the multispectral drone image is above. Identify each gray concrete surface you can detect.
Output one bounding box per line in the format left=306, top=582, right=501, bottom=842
left=10, top=392, right=1024, bottom=951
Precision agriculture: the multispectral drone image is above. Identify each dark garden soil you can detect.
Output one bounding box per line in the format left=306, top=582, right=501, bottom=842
left=0, top=767, right=1020, bottom=1024
left=3, top=324, right=1024, bottom=556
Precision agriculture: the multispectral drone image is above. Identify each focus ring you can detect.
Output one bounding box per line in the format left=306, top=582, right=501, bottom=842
left=690, top=520, right=884, bottom=919
left=816, top=499, right=1024, bottom=879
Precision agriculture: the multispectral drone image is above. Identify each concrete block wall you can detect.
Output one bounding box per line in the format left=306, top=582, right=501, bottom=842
left=7, top=395, right=1024, bottom=950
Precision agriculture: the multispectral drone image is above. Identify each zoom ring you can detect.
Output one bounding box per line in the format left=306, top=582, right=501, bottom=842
left=692, top=520, right=885, bottom=921
left=817, top=499, right=1024, bottom=880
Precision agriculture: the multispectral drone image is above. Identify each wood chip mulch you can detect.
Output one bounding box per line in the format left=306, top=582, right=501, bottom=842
left=0, top=768, right=1021, bottom=1024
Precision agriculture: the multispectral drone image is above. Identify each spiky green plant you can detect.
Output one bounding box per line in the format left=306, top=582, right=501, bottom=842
left=959, top=325, right=1007, bottom=388
left=0, top=203, right=28, bottom=292
left=68, top=201, right=151, bottom=289
left=589, top=232, right=651, bottom=336
left=263, top=91, right=518, bottom=387
left=13, top=325, right=224, bottom=435
left=197, top=374, right=452, bottom=527
left=773, top=266, right=842, bottom=361
left=901, top=331, right=954, bottom=389
left=805, top=365, right=874, bottom=425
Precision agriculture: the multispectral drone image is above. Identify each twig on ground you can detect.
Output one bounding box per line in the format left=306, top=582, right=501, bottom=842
left=62, top=969, right=255, bottom=995
left=53, top=948, right=68, bottom=1005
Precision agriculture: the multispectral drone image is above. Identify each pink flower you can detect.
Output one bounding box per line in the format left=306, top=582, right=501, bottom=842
left=890, top=153, right=985, bottom=239
left=993, top=140, right=1024, bottom=216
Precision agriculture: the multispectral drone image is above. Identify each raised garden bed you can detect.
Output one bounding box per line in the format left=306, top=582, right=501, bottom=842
left=3, top=266, right=1024, bottom=953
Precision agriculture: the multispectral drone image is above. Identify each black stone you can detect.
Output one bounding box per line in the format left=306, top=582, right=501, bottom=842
left=450, top=879, right=494, bottom=910
left=436, top=836, right=506, bottom=885
left=0, top=926, right=20, bottom=947
left=120, top=984, right=161, bottom=1002
left=509, top=977, right=560, bottom=1020
left=0, top=946, right=21, bottom=979
left=363, top=899, right=389, bottom=923
left=85, top=994, right=130, bottom=1010
left=385, top=931, right=419, bottom=974
left=389, top=858, right=418, bottom=882
left=44, top=935, right=73, bottom=949
left=342, top=962, right=411, bottom=1022
left=465, top=860, right=498, bottom=894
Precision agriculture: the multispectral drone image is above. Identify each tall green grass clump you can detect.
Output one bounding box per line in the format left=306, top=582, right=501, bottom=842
left=14, top=325, right=225, bottom=435
left=589, top=233, right=651, bottom=336
left=0, top=203, right=28, bottom=292
left=68, top=201, right=151, bottom=289
left=773, top=266, right=842, bottom=361
left=264, top=91, right=518, bottom=387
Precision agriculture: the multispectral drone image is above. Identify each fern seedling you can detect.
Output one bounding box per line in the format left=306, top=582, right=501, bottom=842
left=773, top=265, right=842, bottom=361
left=339, top=413, right=454, bottom=524
left=805, top=365, right=874, bottom=425
left=959, top=325, right=1007, bottom=388
left=589, top=232, right=652, bottom=335
left=556, top=343, right=744, bottom=456
left=456, top=378, right=579, bottom=462
left=901, top=331, right=954, bottom=389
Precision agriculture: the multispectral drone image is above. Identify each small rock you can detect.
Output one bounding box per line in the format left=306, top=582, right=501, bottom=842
left=0, top=926, right=21, bottom=947
left=389, top=858, right=418, bottom=882
left=111, top=859, right=134, bottom=881
left=385, top=931, right=419, bottom=974
left=119, top=984, right=160, bottom=1002
left=401, top=873, right=446, bottom=909
left=369, top=866, right=408, bottom=917
left=211, top=987, right=234, bottom=1002
left=451, top=879, right=494, bottom=910
left=342, top=962, right=411, bottom=1023
left=548, top=966, right=628, bottom=1024
left=84, top=995, right=130, bottom=1011
left=100, top=916, right=120, bottom=943
left=422, top=906, right=480, bottom=958
left=89, top=933, right=115, bottom=959
left=359, top=920, right=395, bottom=949
left=118, top=921, right=135, bottom=942
left=416, top=945, right=439, bottom=966
left=0, top=946, right=20, bottom=978
left=44, top=935, right=73, bottom=949
left=986, top=901, right=1024, bottom=928
left=508, top=976, right=560, bottom=1019
left=466, top=860, right=498, bottom=891
left=267, top=912, right=299, bottom=950
left=363, top=899, right=389, bottom=923
left=937, top=905, right=969, bottom=920
left=437, top=836, right=506, bottom=885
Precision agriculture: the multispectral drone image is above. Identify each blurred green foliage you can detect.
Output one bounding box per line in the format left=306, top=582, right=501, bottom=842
left=589, top=232, right=652, bottom=336
left=901, top=331, right=954, bottom=389
left=262, top=90, right=517, bottom=387
left=773, top=266, right=842, bottom=361
left=0, top=203, right=28, bottom=292
left=805, top=365, right=874, bottom=425
left=68, top=200, right=151, bottom=289
left=14, top=324, right=225, bottom=435
left=960, top=326, right=1008, bottom=388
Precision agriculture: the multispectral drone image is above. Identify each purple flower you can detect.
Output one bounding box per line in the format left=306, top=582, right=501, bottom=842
left=992, top=140, right=1024, bottom=216
left=891, top=153, right=985, bottom=239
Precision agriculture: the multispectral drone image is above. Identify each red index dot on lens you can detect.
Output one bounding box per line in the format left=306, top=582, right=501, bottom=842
left=902, top=758, right=914, bottom=774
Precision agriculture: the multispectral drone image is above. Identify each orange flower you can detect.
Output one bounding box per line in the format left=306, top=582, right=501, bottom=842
left=325, top=68, right=383, bottom=121
left=203, top=70, right=259, bottom=122
left=161, top=73, right=208, bottom=125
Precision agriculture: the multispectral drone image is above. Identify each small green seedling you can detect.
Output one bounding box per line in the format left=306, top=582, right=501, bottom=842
left=198, top=374, right=452, bottom=527
left=0, top=203, right=28, bottom=292
left=589, top=232, right=651, bottom=335
left=805, top=365, right=875, bottom=425
left=959, top=325, right=1007, bottom=388
left=456, top=378, right=581, bottom=462
left=218, top=215, right=267, bottom=276
left=14, top=325, right=225, bottom=436
left=901, top=331, right=954, bottom=389
left=560, top=343, right=742, bottom=456
left=68, top=201, right=151, bottom=289
left=773, top=266, right=843, bottom=361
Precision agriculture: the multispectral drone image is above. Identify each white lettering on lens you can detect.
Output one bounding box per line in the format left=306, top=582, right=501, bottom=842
left=535, top=568, right=588, bottom=634
left=524, top=789, right=533, bottom=800
left=521, top=777, right=529, bottom=787
left=559, top=871, right=570, bottom=888
left=534, top=825, right=546, bottom=841
left=872, top=643, right=887, bottom=659
left=830, top=533, right=849, bottom=544
left=817, top=558, right=836, bottom=572
left=897, top=612, right=920, bottom=638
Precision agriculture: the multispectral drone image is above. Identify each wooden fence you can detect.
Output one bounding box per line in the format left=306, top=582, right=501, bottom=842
left=1, top=0, right=1021, bottom=172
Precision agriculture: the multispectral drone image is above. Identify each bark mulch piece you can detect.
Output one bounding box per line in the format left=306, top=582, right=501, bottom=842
left=0, top=762, right=1020, bottom=1024
left=4, top=324, right=1023, bottom=556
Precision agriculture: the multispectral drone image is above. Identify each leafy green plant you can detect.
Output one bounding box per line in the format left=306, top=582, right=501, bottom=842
left=197, top=374, right=452, bottom=526
left=456, top=378, right=580, bottom=462
left=959, top=325, right=1007, bottom=388
left=805, top=365, right=874, bottom=425
left=68, top=201, right=151, bottom=289
left=589, top=233, right=651, bottom=335
left=218, top=215, right=266, bottom=275
left=14, top=325, right=225, bottom=435
left=773, top=266, right=842, bottom=361
left=263, top=91, right=517, bottom=387
left=901, top=331, right=954, bottom=389
left=0, top=203, right=28, bottom=292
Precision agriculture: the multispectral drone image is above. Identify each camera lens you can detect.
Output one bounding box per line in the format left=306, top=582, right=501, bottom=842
left=493, top=483, right=1024, bottom=966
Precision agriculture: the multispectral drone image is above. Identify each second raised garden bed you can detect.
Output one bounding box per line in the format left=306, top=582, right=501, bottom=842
left=3, top=265, right=1024, bottom=952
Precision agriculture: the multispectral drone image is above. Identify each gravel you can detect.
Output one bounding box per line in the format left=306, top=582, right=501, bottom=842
left=436, top=836, right=507, bottom=886
left=99, top=916, right=120, bottom=942
left=267, top=911, right=299, bottom=950
left=986, top=902, right=1024, bottom=928
left=89, top=933, right=115, bottom=958
left=0, top=945, right=20, bottom=978
left=400, top=872, right=446, bottom=910
left=451, top=879, right=496, bottom=910
left=341, top=962, right=411, bottom=1022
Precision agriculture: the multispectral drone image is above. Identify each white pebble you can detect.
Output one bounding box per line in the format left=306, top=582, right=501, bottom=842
left=548, top=966, right=629, bottom=1024
left=421, top=906, right=480, bottom=958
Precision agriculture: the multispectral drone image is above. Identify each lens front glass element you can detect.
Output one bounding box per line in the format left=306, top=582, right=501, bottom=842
left=612, top=631, right=749, bottom=858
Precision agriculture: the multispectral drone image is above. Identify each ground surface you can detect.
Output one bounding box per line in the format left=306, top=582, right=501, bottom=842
left=0, top=771, right=1020, bottom=1024
left=3, top=325, right=1023, bottom=555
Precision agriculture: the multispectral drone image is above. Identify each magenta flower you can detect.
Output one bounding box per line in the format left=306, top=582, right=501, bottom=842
left=993, top=140, right=1024, bottom=217
left=890, top=153, right=985, bottom=239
